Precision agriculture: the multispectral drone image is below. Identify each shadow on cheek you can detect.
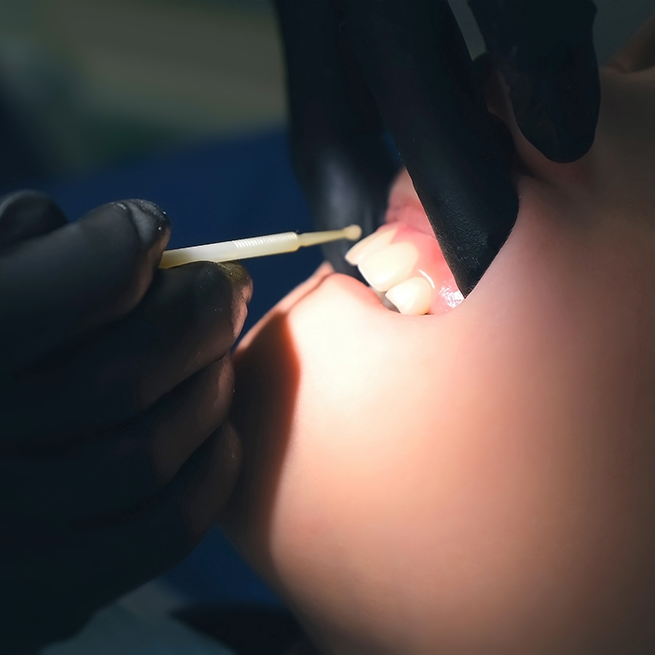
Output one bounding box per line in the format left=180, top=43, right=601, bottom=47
left=221, top=314, right=301, bottom=577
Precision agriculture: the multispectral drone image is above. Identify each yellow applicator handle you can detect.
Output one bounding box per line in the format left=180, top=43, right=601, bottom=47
left=160, top=224, right=362, bottom=269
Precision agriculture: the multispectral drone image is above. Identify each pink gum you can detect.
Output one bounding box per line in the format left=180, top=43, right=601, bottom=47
left=377, top=222, right=463, bottom=314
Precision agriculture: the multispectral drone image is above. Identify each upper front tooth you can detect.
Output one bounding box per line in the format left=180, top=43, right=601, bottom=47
left=345, top=227, right=397, bottom=265
left=357, top=241, right=419, bottom=291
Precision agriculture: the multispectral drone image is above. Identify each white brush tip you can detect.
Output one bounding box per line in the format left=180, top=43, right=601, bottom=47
left=343, top=224, right=363, bottom=241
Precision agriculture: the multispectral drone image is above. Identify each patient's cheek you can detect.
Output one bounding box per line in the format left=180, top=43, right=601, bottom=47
left=225, top=199, right=655, bottom=652
left=222, top=69, right=655, bottom=652
left=346, top=224, right=462, bottom=315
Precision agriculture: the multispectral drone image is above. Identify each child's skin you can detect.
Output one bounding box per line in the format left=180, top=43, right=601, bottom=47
left=220, top=19, right=655, bottom=654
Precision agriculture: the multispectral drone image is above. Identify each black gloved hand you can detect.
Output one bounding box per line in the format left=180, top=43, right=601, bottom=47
left=0, top=190, right=252, bottom=654
left=275, top=0, right=600, bottom=295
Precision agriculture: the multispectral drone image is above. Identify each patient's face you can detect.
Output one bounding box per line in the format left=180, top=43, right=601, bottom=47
left=221, top=62, right=655, bottom=654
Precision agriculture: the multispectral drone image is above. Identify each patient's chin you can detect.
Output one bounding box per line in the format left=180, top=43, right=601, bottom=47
left=220, top=310, right=299, bottom=566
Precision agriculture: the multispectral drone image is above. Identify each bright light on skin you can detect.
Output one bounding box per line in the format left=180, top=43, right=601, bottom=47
left=218, top=21, right=655, bottom=655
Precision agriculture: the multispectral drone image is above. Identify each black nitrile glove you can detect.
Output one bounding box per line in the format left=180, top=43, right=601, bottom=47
left=468, top=0, right=600, bottom=164
left=0, top=190, right=252, bottom=654
left=275, top=0, right=600, bottom=295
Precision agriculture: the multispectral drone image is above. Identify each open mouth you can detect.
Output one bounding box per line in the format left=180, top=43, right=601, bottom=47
left=345, top=169, right=463, bottom=316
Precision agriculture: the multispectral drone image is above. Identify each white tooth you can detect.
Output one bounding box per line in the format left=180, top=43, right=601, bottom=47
left=358, top=242, right=419, bottom=291
left=385, top=276, right=432, bottom=315
left=345, top=227, right=397, bottom=265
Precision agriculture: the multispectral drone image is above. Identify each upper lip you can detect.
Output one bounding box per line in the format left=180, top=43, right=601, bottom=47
left=385, top=180, right=438, bottom=238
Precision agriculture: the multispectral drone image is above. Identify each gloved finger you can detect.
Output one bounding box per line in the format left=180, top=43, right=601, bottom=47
left=0, top=357, right=235, bottom=524
left=275, top=0, right=399, bottom=275
left=5, top=261, right=252, bottom=444
left=0, top=190, right=67, bottom=251
left=0, top=198, right=170, bottom=369
left=83, top=423, right=241, bottom=596
left=3, top=425, right=241, bottom=649
left=468, top=0, right=600, bottom=163
left=338, top=0, right=518, bottom=295
left=182, top=420, right=242, bottom=535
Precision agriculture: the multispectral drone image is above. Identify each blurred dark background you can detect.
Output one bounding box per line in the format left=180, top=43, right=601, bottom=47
left=0, top=0, right=285, bottom=182
left=0, top=0, right=654, bottom=186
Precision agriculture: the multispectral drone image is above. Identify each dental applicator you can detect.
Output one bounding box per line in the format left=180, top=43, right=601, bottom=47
left=160, top=224, right=362, bottom=269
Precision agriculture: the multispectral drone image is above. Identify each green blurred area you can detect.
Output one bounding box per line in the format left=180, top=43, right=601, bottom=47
left=0, top=0, right=285, bottom=174
left=0, top=0, right=654, bottom=177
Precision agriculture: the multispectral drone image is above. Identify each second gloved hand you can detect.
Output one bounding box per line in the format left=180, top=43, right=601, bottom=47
left=0, top=190, right=252, bottom=654
left=275, top=0, right=599, bottom=294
